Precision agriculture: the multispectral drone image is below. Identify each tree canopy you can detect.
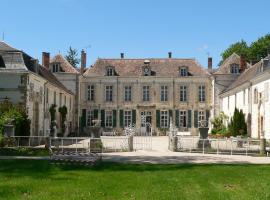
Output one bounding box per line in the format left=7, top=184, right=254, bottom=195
left=65, top=46, right=80, bottom=68
left=221, top=34, right=270, bottom=65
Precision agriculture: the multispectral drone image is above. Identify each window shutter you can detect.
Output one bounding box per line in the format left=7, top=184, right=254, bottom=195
left=113, top=110, right=117, bottom=127
left=194, top=110, right=198, bottom=128
left=81, top=109, right=86, bottom=128
left=101, top=110, right=105, bottom=127
left=132, top=110, right=136, bottom=125
left=175, top=110, right=179, bottom=128
left=188, top=110, right=192, bottom=128
left=94, top=109, right=99, bottom=119
left=119, top=110, right=124, bottom=128
left=156, top=110, right=160, bottom=128
left=206, top=110, right=210, bottom=127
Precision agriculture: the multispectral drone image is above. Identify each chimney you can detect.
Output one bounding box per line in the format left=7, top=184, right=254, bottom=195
left=120, top=53, right=124, bottom=59
left=32, top=59, right=39, bottom=73
left=240, top=55, right=247, bottom=72
left=168, top=52, right=172, bottom=58
left=208, top=57, right=212, bottom=70
left=81, top=50, right=86, bottom=74
left=42, top=52, right=50, bottom=69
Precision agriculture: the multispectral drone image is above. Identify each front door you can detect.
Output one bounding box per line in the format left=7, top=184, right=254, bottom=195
left=140, top=111, right=152, bottom=135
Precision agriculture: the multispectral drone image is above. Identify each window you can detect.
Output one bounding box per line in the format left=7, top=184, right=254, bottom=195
left=105, top=86, right=113, bottom=102
left=179, top=110, right=187, bottom=129
left=198, top=110, right=205, bottom=127
left=87, top=85, right=95, bottom=101
left=143, top=86, right=150, bottom=101
left=124, top=110, right=132, bottom=127
left=198, top=85, right=206, bottom=102
left=106, top=67, right=114, bottom=76
left=254, top=88, right=258, bottom=104
left=179, top=67, right=188, bottom=76
left=180, top=85, right=187, bottom=102
left=87, top=110, right=94, bottom=127
left=143, top=67, right=151, bottom=76
left=230, top=64, right=240, bottom=74
left=160, top=86, right=168, bottom=101
left=59, top=93, right=62, bottom=106
left=64, top=96, right=66, bottom=106
left=160, top=110, right=169, bottom=128
left=54, top=91, right=56, bottom=104
left=105, top=110, right=113, bottom=127
left=52, top=63, right=60, bottom=73
left=46, top=88, right=49, bottom=103
left=124, top=86, right=132, bottom=102
left=69, top=97, right=72, bottom=110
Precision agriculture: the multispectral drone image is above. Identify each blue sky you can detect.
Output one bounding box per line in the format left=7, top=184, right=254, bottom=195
left=1, top=0, right=270, bottom=68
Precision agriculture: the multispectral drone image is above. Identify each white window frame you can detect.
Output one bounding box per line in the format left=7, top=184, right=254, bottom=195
left=179, top=110, right=187, bottom=128
left=124, top=110, right=132, bottom=127
left=105, top=85, right=113, bottom=102
left=180, top=67, right=188, bottom=76
left=199, top=85, right=206, bottom=102
left=52, top=63, right=60, bottom=73
left=230, top=64, right=240, bottom=74
left=124, top=86, right=132, bottom=102
left=160, top=85, right=168, bottom=102
left=87, top=85, right=95, bottom=101
left=143, top=86, right=150, bottom=101
left=180, top=85, right=187, bottom=102
left=160, top=110, right=169, bottom=128
left=107, top=67, right=114, bottom=76
left=105, top=110, right=113, bottom=127
left=87, top=110, right=94, bottom=127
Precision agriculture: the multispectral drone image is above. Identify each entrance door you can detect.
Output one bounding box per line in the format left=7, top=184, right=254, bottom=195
left=140, top=111, right=152, bottom=135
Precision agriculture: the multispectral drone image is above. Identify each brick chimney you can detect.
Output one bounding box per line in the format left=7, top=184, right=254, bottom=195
left=42, top=52, right=50, bottom=69
left=168, top=52, right=172, bottom=58
left=240, top=55, right=247, bottom=72
left=208, top=57, right=212, bottom=70
left=81, top=50, right=86, bottom=74
left=120, top=53, right=124, bottom=59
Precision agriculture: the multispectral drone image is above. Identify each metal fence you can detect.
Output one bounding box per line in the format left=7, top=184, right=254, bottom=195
left=100, top=136, right=130, bottom=152
left=177, top=136, right=270, bottom=156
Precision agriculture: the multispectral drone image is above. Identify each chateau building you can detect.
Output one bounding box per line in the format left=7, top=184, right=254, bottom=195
left=0, top=41, right=75, bottom=136
left=80, top=53, right=212, bottom=136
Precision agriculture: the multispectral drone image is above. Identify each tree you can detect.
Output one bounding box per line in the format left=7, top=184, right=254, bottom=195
left=228, top=108, right=247, bottom=136
left=65, top=46, right=80, bottom=68
left=221, top=40, right=249, bottom=62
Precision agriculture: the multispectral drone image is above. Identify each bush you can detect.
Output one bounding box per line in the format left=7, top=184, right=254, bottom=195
left=228, top=108, right=247, bottom=136
left=211, top=112, right=228, bottom=135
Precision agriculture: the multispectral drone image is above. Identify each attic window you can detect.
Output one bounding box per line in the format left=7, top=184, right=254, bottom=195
left=52, top=63, right=60, bottom=73
left=0, top=55, right=5, bottom=68
left=106, top=67, right=114, bottom=76
left=230, top=63, right=239, bottom=74
left=143, top=67, right=151, bottom=76
left=179, top=67, right=188, bottom=76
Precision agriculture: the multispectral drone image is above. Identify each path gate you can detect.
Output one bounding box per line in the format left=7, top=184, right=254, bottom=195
left=133, top=115, right=152, bottom=150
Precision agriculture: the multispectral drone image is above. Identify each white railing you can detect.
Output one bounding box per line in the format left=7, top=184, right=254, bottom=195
left=177, top=136, right=269, bottom=156
left=1, top=136, right=49, bottom=148
left=100, top=136, right=130, bottom=152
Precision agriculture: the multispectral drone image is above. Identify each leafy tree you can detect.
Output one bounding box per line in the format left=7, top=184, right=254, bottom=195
left=65, top=46, right=80, bottom=68
left=248, top=34, right=270, bottom=63
left=228, top=108, right=247, bottom=136
left=221, top=40, right=249, bottom=62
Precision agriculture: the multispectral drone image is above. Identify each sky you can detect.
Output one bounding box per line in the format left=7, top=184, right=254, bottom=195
left=1, top=0, right=270, bottom=68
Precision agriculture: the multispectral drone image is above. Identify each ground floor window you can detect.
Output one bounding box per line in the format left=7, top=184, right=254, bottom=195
left=179, top=110, right=187, bottom=128
left=87, top=110, right=94, bottom=127
left=124, top=110, right=132, bottom=127
left=105, top=110, right=113, bottom=127
left=198, top=110, right=205, bottom=127
left=160, top=110, right=169, bottom=128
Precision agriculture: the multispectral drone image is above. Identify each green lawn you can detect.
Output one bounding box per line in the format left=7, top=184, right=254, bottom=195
left=0, top=160, right=270, bottom=200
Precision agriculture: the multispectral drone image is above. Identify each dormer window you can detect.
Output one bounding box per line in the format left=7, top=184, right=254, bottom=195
left=179, top=67, right=188, bottom=76
left=106, top=67, right=114, bottom=76
left=143, top=67, right=151, bottom=76
left=52, top=63, right=60, bottom=73
left=230, top=63, right=240, bottom=74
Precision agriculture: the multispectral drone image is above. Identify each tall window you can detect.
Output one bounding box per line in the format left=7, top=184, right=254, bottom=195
left=106, top=67, right=114, bottom=76
left=230, top=64, right=240, bottom=74
left=180, top=85, right=187, bottom=102
left=160, top=86, right=168, bottom=101
left=179, top=110, right=187, bottom=128
left=46, top=88, right=49, bottom=103
left=254, top=88, right=258, bottom=104
left=198, top=110, right=205, bottom=127
left=59, top=93, right=62, bottom=106
left=64, top=96, right=66, bottom=106
left=87, top=85, right=95, bottom=101
left=179, top=67, right=188, bottom=76
left=160, top=110, right=169, bottom=128
left=52, top=63, right=60, bottom=73
left=54, top=91, right=56, bottom=104
left=143, top=86, right=150, bottom=101
left=87, top=110, right=94, bottom=127
left=124, top=110, right=132, bottom=127
left=124, top=86, right=132, bottom=102
left=198, top=85, right=206, bottom=102
left=105, top=86, right=113, bottom=102
left=105, top=110, right=113, bottom=127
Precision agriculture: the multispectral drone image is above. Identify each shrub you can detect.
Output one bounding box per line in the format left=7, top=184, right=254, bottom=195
left=211, top=112, right=228, bottom=134
left=228, top=108, right=247, bottom=136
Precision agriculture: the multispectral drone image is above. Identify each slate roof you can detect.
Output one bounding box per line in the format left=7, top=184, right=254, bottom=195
left=50, top=54, right=79, bottom=74
left=84, top=58, right=209, bottom=77
left=0, top=41, right=19, bottom=52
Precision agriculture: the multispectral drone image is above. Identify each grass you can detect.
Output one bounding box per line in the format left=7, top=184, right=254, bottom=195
left=0, top=160, right=270, bottom=200
left=0, top=148, right=49, bottom=156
